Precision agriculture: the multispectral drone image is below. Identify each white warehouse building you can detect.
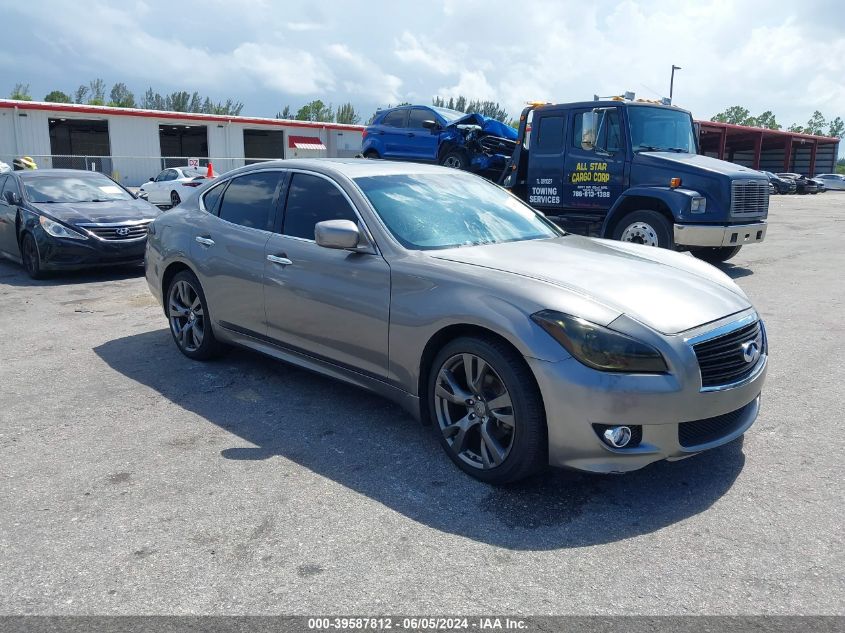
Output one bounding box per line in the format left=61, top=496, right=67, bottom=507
left=0, top=99, right=365, bottom=187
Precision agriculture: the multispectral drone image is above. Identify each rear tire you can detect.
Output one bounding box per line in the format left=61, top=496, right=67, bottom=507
left=20, top=233, right=45, bottom=280
left=170, top=190, right=181, bottom=207
left=690, top=245, right=742, bottom=263
left=363, top=149, right=380, bottom=159
left=612, top=210, right=674, bottom=249
left=166, top=270, right=224, bottom=360
left=428, top=336, right=546, bottom=484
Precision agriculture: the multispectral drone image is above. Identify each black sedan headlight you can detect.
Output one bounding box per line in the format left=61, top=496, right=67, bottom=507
left=531, top=310, right=667, bottom=373
left=39, top=216, right=88, bottom=241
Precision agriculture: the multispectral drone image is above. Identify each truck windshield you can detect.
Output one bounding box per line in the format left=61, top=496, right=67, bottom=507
left=628, top=107, right=697, bottom=153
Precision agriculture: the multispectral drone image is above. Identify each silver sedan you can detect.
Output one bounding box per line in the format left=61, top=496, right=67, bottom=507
left=144, top=159, right=767, bottom=484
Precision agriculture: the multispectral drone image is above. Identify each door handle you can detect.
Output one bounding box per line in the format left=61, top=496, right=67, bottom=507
left=266, top=254, right=293, bottom=266
left=195, top=236, right=215, bottom=247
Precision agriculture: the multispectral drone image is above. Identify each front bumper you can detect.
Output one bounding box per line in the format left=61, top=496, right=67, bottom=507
left=527, top=313, right=767, bottom=473
left=37, top=231, right=147, bottom=270
left=673, top=221, right=767, bottom=248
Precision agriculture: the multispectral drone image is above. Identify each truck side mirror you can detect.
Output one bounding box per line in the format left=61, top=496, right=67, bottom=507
left=581, top=112, right=598, bottom=150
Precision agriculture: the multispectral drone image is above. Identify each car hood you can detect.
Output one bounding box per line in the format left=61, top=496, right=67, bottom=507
left=430, top=236, right=751, bottom=334
left=450, top=113, right=518, bottom=140
left=30, top=198, right=161, bottom=225
left=637, top=151, right=765, bottom=180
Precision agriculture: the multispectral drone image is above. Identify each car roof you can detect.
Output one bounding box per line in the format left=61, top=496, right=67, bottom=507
left=14, top=168, right=112, bottom=179
left=225, top=158, right=466, bottom=180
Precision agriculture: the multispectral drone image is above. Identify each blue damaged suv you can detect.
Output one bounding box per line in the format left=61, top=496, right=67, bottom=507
left=361, top=105, right=517, bottom=176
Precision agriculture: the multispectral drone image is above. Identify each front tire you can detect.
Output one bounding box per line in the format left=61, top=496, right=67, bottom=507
left=690, top=245, right=742, bottom=263
left=363, top=149, right=380, bottom=159
left=428, top=336, right=546, bottom=484
left=440, top=150, right=468, bottom=170
left=20, top=233, right=45, bottom=279
left=166, top=271, right=224, bottom=360
left=170, top=190, right=181, bottom=207
left=612, top=210, right=674, bottom=249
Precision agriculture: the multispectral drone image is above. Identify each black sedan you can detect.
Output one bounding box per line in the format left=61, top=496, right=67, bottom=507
left=777, top=172, right=819, bottom=195
left=0, top=169, right=161, bottom=279
left=763, top=171, right=797, bottom=195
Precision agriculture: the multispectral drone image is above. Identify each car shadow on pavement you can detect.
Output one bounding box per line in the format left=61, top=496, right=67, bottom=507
left=714, top=262, right=754, bottom=279
left=0, top=259, right=143, bottom=287
left=95, top=328, right=747, bottom=551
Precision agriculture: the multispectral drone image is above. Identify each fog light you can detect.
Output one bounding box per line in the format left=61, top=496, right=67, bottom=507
left=603, top=425, right=632, bottom=448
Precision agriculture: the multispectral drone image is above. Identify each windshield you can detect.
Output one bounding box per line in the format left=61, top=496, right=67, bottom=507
left=23, top=174, right=133, bottom=203
left=355, top=172, right=562, bottom=250
left=431, top=107, right=466, bottom=123
left=628, top=106, right=697, bottom=153
left=182, top=168, right=218, bottom=178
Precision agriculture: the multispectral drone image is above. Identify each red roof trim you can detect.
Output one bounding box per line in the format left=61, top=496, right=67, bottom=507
left=0, top=99, right=365, bottom=133
left=697, top=119, right=839, bottom=143
left=288, top=135, right=326, bottom=149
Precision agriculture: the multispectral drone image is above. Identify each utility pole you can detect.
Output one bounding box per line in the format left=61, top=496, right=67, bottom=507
left=670, top=65, right=682, bottom=102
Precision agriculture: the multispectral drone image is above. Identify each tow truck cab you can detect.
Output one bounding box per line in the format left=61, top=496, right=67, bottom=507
left=500, top=100, right=769, bottom=263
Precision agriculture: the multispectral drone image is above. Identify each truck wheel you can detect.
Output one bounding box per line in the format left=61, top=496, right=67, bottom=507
left=440, top=150, right=467, bottom=170
left=689, top=246, right=742, bottom=263
left=612, top=210, right=674, bottom=249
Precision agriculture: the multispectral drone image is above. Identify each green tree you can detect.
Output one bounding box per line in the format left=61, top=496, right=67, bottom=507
left=108, top=83, right=135, bottom=108
left=142, top=87, right=165, bottom=110
left=752, top=110, right=780, bottom=130
left=276, top=105, right=293, bottom=119
left=73, top=85, right=89, bottom=104
left=827, top=116, right=844, bottom=139
left=88, top=79, right=106, bottom=105
left=804, top=110, right=827, bottom=135
left=44, top=90, right=71, bottom=103
left=295, top=100, right=334, bottom=122
left=711, top=106, right=753, bottom=126
left=787, top=123, right=805, bottom=133
left=9, top=82, right=31, bottom=100
left=336, top=102, right=360, bottom=125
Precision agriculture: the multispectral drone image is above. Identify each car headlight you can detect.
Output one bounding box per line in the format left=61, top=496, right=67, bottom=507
left=531, top=310, right=668, bottom=373
left=39, top=216, right=88, bottom=240
left=690, top=196, right=706, bottom=213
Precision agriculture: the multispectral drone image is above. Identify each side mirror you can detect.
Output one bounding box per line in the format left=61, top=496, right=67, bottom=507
left=149, top=177, right=155, bottom=182
left=138, top=191, right=149, bottom=200
left=3, top=190, right=21, bottom=205
left=422, top=119, right=440, bottom=130
left=315, top=219, right=360, bottom=250
left=581, top=112, right=598, bottom=150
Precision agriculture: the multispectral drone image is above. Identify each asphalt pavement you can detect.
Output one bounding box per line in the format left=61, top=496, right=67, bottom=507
left=0, top=193, right=842, bottom=615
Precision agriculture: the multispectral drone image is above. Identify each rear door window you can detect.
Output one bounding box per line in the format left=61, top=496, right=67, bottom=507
left=282, top=173, right=358, bottom=240
left=217, top=171, right=283, bottom=231
left=381, top=110, right=408, bottom=128
left=201, top=181, right=228, bottom=214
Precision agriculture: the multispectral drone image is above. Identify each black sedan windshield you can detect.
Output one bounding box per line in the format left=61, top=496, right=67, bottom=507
left=355, top=172, right=562, bottom=250
left=22, top=174, right=133, bottom=203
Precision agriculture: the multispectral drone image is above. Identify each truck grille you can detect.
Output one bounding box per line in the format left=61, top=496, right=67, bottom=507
left=730, top=180, right=769, bottom=215
left=79, top=221, right=151, bottom=241
left=678, top=400, right=755, bottom=448
left=693, top=320, right=764, bottom=389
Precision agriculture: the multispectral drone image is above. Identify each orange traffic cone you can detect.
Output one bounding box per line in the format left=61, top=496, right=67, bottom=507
left=206, top=162, right=214, bottom=179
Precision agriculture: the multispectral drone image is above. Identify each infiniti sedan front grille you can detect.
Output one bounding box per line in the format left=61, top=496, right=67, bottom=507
left=693, top=320, right=764, bottom=388
left=678, top=400, right=755, bottom=448
left=79, top=221, right=151, bottom=241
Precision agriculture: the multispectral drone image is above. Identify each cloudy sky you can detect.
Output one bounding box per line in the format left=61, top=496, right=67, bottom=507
left=3, top=0, right=844, bottom=132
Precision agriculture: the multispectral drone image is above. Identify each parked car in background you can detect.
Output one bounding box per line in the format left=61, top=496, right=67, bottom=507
left=362, top=105, right=518, bottom=177
left=814, top=173, right=845, bottom=191
left=777, top=173, right=818, bottom=194
left=0, top=169, right=160, bottom=279
left=145, top=159, right=767, bottom=484
left=763, top=171, right=797, bottom=195
left=809, top=177, right=827, bottom=193
left=138, top=166, right=219, bottom=208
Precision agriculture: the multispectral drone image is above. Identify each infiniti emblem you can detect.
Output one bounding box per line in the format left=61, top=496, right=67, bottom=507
left=741, top=340, right=761, bottom=364
left=115, top=227, right=130, bottom=237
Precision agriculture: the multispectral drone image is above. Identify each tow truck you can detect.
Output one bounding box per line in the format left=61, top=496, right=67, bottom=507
left=497, top=95, right=769, bottom=262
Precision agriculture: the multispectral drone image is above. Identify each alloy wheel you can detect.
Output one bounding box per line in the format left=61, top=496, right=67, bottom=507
left=170, top=191, right=180, bottom=207
left=168, top=279, right=205, bottom=352
left=433, top=353, right=516, bottom=470
left=22, top=235, right=40, bottom=276
left=442, top=155, right=463, bottom=169
left=620, top=221, right=659, bottom=246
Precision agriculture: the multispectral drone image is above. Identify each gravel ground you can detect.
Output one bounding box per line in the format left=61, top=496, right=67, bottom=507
left=0, top=193, right=843, bottom=615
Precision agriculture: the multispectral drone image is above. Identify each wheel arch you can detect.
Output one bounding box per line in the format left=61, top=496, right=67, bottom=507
left=416, top=323, right=545, bottom=428
left=601, top=190, right=680, bottom=238
left=160, top=260, right=197, bottom=313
